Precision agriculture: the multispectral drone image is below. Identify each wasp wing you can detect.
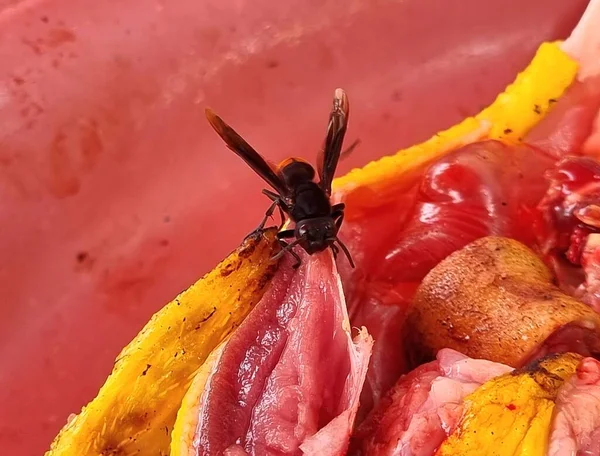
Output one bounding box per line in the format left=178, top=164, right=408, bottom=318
left=317, top=88, right=350, bottom=196
left=205, top=108, right=289, bottom=197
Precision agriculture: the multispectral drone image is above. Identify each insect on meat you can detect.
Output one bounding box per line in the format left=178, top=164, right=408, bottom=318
left=205, top=88, right=356, bottom=268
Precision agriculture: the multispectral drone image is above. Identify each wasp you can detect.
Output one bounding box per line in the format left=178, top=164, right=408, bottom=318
left=205, top=88, right=355, bottom=268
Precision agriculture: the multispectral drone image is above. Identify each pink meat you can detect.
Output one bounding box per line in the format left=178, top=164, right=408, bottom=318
left=341, top=140, right=554, bottom=414
left=192, top=251, right=373, bottom=456
left=352, top=349, right=512, bottom=456
left=548, top=357, right=600, bottom=456
left=525, top=77, right=600, bottom=159
left=340, top=73, right=600, bottom=418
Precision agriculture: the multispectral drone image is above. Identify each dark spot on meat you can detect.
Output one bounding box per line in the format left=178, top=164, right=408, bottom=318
left=195, top=307, right=217, bottom=328
left=503, top=128, right=513, bottom=134
left=534, top=104, right=542, bottom=115
left=100, top=445, right=122, bottom=456
left=256, top=267, right=277, bottom=290
left=512, top=353, right=566, bottom=395
left=76, top=251, right=89, bottom=263
left=238, top=240, right=257, bottom=258
left=142, top=364, right=151, bottom=376
left=501, top=201, right=507, bottom=206
left=220, top=261, right=240, bottom=277
left=165, top=426, right=169, bottom=436
left=12, top=76, right=25, bottom=86
left=266, top=60, right=279, bottom=69
left=506, top=403, right=516, bottom=411
left=41, top=16, right=49, bottom=23
left=159, top=239, right=169, bottom=247
left=163, top=215, right=171, bottom=223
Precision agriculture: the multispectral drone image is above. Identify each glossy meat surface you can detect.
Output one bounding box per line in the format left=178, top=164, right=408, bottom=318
left=341, top=140, right=554, bottom=411
left=190, top=251, right=372, bottom=455
left=353, top=349, right=511, bottom=456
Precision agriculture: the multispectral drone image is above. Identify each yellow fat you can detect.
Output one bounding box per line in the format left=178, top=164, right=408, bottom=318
left=45, top=231, right=279, bottom=456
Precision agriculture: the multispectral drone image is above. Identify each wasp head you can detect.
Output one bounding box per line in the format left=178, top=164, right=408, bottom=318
left=295, top=217, right=337, bottom=254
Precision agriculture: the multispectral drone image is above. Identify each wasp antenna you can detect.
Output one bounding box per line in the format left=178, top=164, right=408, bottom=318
left=336, top=237, right=355, bottom=268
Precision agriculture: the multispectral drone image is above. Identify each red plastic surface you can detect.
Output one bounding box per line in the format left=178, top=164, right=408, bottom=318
left=0, top=0, right=590, bottom=454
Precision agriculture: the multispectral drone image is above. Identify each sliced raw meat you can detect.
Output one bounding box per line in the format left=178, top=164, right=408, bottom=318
left=537, top=156, right=600, bottom=310
left=352, top=349, right=512, bottom=456
left=339, top=140, right=554, bottom=412
left=524, top=77, right=600, bottom=159
left=183, top=251, right=372, bottom=456
left=548, top=357, right=600, bottom=456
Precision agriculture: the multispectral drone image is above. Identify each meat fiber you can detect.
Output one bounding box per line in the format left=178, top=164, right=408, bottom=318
left=184, top=251, right=372, bottom=456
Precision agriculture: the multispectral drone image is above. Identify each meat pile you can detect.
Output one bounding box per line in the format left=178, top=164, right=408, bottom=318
left=354, top=350, right=600, bottom=456
left=180, top=4, right=600, bottom=454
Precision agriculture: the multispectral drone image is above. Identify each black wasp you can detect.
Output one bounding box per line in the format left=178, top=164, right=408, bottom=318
left=205, top=88, right=356, bottom=268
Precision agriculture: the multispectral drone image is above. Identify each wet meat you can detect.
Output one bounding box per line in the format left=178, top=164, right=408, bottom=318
left=190, top=251, right=372, bottom=455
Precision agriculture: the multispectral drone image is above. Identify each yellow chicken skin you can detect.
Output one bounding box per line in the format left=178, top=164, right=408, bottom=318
left=46, top=230, right=279, bottom=456
left=437, top=353, right=582, bottom=456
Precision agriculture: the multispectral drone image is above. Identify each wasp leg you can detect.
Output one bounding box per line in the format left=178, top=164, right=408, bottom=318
left=340, top=139, right=361, bottom=160
left=277, top=229, right=295, bottom=240
left=272, top=237, right=303, bottom=268
left=245, top=199, right=280, bottom=240
left=262, top=189, right=287, bottom=228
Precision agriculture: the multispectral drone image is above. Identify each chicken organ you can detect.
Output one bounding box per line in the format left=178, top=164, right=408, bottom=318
left=406, top=236, right=600, bottom=367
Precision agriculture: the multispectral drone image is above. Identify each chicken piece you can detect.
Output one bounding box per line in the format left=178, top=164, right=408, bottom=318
left=406, top=236, right=600, bottom=368
left=171, top=250, right=372, bottom=456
